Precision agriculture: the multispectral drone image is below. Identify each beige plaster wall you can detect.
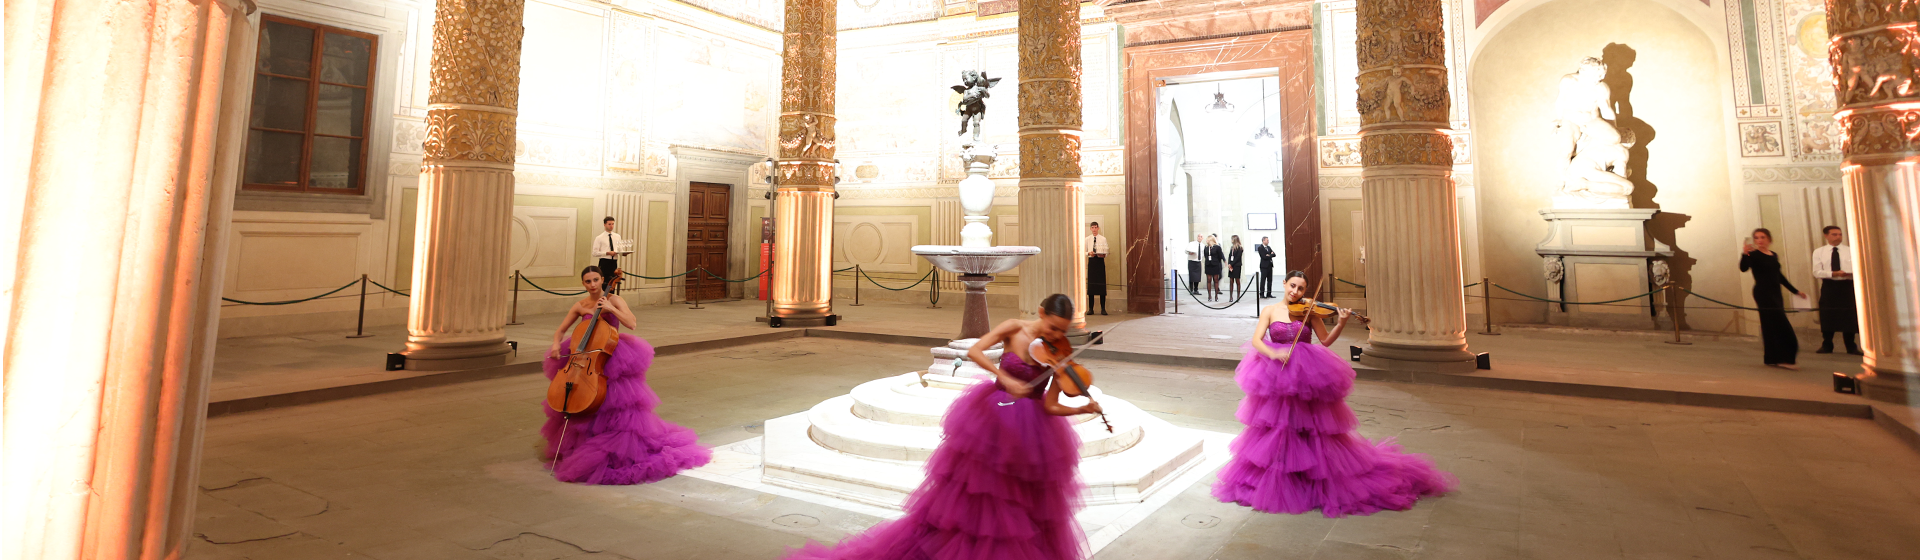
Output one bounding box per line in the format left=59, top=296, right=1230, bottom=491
left=1470, top=0, right=1740, bottom=329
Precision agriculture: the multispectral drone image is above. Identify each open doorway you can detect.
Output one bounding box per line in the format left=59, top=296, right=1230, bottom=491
left=1156, top=73, right=1285, bottom=313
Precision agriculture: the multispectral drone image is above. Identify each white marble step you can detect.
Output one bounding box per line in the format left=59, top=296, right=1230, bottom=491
left=812, top=373, right=1144, bottom=462
left=763, top=390, right=1209, bottom=508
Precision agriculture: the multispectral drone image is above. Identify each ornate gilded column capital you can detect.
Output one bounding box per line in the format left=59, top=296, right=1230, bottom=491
left=1356, top=0, right=1452, bottom=164
left=422, top=0, right=524, bottom=167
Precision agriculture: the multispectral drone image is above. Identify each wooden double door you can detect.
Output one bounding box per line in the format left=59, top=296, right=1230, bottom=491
left=686, top=182, right=730, bottom=301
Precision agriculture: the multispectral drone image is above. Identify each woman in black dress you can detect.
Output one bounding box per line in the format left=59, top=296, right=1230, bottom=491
left=1227, top=235, right=1245, bottom=299
left=1740, top=228, right=1810, bottom=370
left=1204, top=234, right=1225, bottom=301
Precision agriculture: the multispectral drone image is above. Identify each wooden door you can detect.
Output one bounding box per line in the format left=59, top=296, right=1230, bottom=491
left=686, top=182, right=730, bottom=301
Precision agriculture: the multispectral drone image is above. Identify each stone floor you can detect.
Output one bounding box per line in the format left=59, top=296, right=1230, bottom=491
left=188, top=336, right=1920, bottom=560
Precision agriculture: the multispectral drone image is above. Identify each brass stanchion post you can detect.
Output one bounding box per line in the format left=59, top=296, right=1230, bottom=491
left=927, top=271, right=940, bottom=309
left=852, top=265, right=863, bottom=306
left=506, top=270, right=524, bottom=326
left=688, top=268, right=704, bottom=309
left=347, top=274, right=373, bottom=338
left=1664, top=283, right=1690, bottom=345
left=1480, top=277, right=1498, bottom=335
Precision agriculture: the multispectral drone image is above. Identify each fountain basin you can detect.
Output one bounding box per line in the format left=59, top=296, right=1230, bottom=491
left=911, top=245, right=1039, bottom=275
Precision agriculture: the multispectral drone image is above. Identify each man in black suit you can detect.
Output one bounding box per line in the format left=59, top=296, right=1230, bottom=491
left=1255, top=236, right=1277, bottom=298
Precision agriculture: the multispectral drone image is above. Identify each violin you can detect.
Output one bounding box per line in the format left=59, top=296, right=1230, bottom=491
left=1031, top=334, right=1114, bottom=433
left=1288, top=298, right=1369, bottom=324
left=546, top=291, right=620, bottom=416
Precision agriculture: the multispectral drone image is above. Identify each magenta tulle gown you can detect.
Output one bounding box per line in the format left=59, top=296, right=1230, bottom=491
left=784, top=350, right=1087, bottom=560
left=540, top=332, right=711, bottom=485
left=1213, top=320, right=1454, bottom=516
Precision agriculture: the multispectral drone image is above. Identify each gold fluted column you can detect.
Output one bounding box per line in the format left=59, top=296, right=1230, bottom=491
left=403, top=0, right=525, bottom=369
left=1355, top=0, right=1475, bottom=372
left=1016, top=0, right=1088, bottom=329
left=1828, top=2, right=1920, bottom=405
left=3, top=0, right=255, bottom=557
left=771, top=0, right=838, bottom=326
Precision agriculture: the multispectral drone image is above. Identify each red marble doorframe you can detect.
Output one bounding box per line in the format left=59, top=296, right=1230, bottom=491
left=1122, top=30, right=1320, bottom=314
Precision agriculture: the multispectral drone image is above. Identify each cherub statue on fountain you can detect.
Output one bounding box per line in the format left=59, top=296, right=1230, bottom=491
left=952, top=69, right=1001, bottom=146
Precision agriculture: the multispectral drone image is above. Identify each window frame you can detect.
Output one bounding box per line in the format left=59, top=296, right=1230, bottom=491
left=242, top=14, right=379, bottom=195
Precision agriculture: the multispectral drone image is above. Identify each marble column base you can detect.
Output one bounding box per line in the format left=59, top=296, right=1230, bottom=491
left=1360, top=340, right=1476, bottom=373
left=1862, top=365, right=1920, bottom=406
left=402, top=338, right=511, bottom=371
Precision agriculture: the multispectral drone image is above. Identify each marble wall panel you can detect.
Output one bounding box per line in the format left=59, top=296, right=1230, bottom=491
left=509, top=206, right=580, bottom=278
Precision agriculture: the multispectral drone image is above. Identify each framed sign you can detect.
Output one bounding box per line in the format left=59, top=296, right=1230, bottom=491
left=1247, top=213, right=1279, bottom=231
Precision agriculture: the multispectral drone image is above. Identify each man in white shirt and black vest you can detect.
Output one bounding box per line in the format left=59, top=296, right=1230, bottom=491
left=592, top=217, right=627, bottom=294
left=1811, top=225, right=1861, bottom=355
left=1086, top=222, right=1110, bottom=315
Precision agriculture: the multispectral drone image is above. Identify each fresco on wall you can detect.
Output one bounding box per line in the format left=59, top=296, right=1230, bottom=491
left=840, top=0, right=942, bottom=30
left=674, top=0, right=783, bottom=30
left=1783, top=0, right=1840, bottom=161
left=654, top=29, right=775, bottom=154
left=838, top=49, right=942, bottom=153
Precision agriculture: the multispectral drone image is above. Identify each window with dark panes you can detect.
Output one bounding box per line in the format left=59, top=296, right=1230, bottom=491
left=244, top=15, right=377, bottom=194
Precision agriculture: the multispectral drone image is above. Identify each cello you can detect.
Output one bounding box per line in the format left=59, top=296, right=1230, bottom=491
left=546, top=280, right=621, bottom=416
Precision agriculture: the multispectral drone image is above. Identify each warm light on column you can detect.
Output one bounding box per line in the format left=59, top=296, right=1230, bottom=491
left=770, top=0, right=838, bottom=324
left=1016, top=0, right=1089, bottom=330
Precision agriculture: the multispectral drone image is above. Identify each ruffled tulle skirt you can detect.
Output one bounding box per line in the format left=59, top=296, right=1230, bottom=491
left=540, top=334, right=711, bottom=485
left=1213, top=341, right=1453, bottom=517
left=784, top=379, right=1087, bottom=560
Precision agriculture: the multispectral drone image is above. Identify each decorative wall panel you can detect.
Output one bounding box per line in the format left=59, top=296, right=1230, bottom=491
left=832, top=215, right=922, bottom=272
left=509, top=206, right=580, bottom=278
left=839, top=0, right=942, bottom=30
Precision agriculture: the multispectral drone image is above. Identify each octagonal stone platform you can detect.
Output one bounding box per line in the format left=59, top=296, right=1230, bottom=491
left=761, top=342, right=1208, bottom=510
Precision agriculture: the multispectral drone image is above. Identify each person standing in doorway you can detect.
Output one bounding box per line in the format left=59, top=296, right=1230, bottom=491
left=592, top=217, right=627, bottom=294
left=1086, top=222, right=1110, bottom=316
left=1227, top=235, right=1245, bottom=300
left=1187, top=234, right=1204, bottom=295
left=1255, top=236, right=1277, bottom=298
left=1204, top=234, right=1225, bottom=301
left=1741, top=228, right=1809, bottom=369
left=1811, top=225, right=1861, bottom=355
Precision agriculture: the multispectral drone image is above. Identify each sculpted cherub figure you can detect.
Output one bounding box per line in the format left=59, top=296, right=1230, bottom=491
left=952, top=70, right=1002, bottom=145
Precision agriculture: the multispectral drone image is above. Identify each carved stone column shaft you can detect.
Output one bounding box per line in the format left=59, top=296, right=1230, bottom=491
left=404, top=0, right=525, bottom=369
left=1017, top=0, right=1088, bottom=327
left=1355, top=0, right=1474, bottom=372
left=771, top=0, right=838, bottom=324
left=3, top=0, right=254, bottom=557
left=1828, top=1, right=1920, bottom=404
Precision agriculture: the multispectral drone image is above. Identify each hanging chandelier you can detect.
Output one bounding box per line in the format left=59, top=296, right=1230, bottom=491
left=1205, top=83, right=1234, bottom=113
left=1251, top=80, right=1275, bottom=142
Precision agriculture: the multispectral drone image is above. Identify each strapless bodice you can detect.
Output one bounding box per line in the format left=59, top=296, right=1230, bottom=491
left=1267, top=320, right=1309, bottom=344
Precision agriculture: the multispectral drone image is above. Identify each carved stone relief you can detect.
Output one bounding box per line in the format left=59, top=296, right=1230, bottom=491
left=423, top=110, right=516, bottom=164
left=1320, top=138, right=1362, bottom=168
left=1360, top=131, right=1453, bottom=167
left=427, top=0, right=525, bottom=109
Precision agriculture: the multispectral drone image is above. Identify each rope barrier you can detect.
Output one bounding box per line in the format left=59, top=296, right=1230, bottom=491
left=367, top=278, right=411, bottom=297
left=1179, top=272, right=1259, bottom=311
left=1490, top=283, right=1661, bottom=305
left=219, top=279, right=362, bottom=305
left=519, top=276, right=584, bottom=297
left=1678, top=287, right=1821, bottom=313
left=859, top=268, right=935, bottom=291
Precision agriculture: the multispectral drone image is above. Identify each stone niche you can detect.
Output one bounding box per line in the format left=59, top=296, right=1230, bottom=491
left=1536, top=208, right=1672, bottom=329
